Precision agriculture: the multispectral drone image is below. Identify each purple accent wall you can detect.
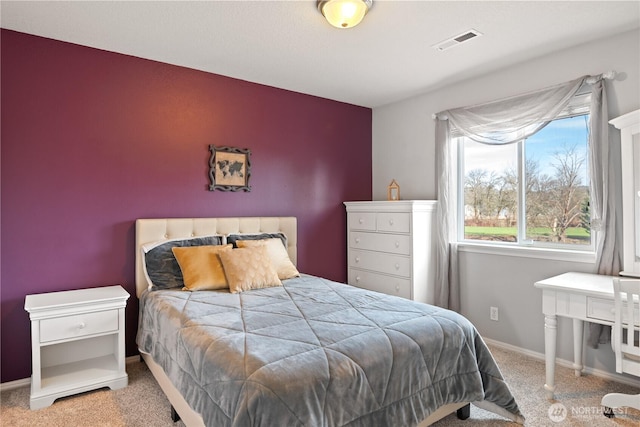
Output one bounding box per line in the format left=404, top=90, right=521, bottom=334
left=0, top=30, right=372, bottom=383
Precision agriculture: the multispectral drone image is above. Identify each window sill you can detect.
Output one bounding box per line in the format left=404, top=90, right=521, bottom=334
left=457, top=242, right=596, bottom=264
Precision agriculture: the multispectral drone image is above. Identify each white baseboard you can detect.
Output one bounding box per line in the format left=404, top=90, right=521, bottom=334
left=125, top=354, right=142, bottom=364
left=0, top=378, right=30, bottom=392
left=483, top=337, right=640, bottom=388
left=0, top=355, right=142, bottom=392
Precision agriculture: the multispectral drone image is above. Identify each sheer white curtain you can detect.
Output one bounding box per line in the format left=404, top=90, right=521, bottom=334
left=433, top=73, right=620, bottom=311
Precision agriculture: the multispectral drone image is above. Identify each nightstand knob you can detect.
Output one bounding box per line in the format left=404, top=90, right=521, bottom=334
left=355, top=257, right=360, bottom=263
left=394, top=263, right=400, bottom=270
left=395, top=241, right=400, bottom=248
left=355, top=238, right=360, bottom=244
left=389, top=219, right=394, bottom=226
left=358, top=218, right=364, bottom=224
left=78, top=321, right=86, bottom=329
left=396, top=285, right=400, bottom=292
left=355, top=276, right=361, bottom=282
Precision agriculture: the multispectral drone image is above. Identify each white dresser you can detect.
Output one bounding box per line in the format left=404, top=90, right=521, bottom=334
left=24, top=285, right=129, bottom=409
left=611, top=109, right=640, bottom=277
left=344, top=200, right=437, bottom=303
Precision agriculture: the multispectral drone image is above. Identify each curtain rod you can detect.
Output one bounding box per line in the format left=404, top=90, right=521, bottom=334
left=432, top=71, right=617, bottom=120
left=585, top=70, right=616, bottom=84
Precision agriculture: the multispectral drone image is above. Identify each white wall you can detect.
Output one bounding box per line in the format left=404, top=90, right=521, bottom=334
left=372, top=29, right=640, bottom=373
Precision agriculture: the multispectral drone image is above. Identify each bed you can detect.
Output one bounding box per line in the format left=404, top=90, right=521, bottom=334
left=135, top=217, right=524, bottom=426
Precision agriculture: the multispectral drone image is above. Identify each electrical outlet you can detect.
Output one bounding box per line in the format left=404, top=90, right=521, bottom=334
left=490, top=306, right=499, bottom=321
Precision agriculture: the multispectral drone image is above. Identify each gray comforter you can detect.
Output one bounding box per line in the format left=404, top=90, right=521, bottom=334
left=137, top=274, right=524, bottom=426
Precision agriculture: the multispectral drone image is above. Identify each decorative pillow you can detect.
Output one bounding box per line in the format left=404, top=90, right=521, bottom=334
left=218, top=246, right=282, bottom=293
left=143, top=235, right=224, bottom=290
left=226, top=232, right=287, bottom=248
left=236, top=238, right=299, bottom=280
left=171, top=245, right=232, bottom=291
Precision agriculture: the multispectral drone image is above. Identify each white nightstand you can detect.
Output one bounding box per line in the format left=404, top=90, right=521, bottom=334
left=24, top=285, right=130, bottom=410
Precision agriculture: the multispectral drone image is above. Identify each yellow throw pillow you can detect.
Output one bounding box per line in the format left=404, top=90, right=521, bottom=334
left=236, top=238, right=300, bottom=280
left=171, top=244, right=232, bottom=291
left=218, top=246, right=282, bottom=293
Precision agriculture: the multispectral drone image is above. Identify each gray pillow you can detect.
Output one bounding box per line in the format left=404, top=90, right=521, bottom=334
left=227, top=232, right=287, bottom=249
left=144, top=236, right=223, bottom=290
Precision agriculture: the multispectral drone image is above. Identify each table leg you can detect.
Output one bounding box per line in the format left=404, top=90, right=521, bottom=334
left=572, top=318, right=584, bottom=377
left=543, top=314, right=557, bottom=400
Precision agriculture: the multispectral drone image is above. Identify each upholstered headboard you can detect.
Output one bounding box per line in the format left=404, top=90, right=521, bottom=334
left=135, top=217, right=297, bottom=297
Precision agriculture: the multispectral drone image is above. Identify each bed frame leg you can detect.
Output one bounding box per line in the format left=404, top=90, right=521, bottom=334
left=171, top=406, right=181, bottom=423
left=456, top=403, right=471, bottom=420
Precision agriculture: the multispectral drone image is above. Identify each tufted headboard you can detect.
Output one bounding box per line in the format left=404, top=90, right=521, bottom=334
left=135, top=217, right=297, bottom=297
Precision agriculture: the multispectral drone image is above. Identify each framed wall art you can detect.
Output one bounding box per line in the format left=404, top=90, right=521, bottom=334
left=208, top=145, right=251, bottom=192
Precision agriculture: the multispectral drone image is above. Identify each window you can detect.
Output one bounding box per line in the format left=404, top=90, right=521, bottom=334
left=459, top=105, right=592, bottom=249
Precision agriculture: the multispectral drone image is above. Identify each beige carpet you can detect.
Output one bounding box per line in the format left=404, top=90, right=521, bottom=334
left=434, top=345, right=640, bottom=427
left=1, top=345, right=638, bottom=426
left=0, top=359, right=185, bottom=427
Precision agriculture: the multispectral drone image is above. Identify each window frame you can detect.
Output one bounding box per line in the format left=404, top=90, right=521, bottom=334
left=456, top=97, right=596, bottom=254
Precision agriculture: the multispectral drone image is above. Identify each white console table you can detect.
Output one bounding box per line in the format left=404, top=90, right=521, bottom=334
left=534, top=272, right=616, bottom=400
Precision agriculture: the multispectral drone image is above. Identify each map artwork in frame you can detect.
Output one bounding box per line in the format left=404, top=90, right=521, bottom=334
left=208, top=145, right=251, bottom=192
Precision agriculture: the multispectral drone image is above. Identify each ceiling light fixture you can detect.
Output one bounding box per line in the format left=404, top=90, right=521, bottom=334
left=317, top=0, right=372, bottom=29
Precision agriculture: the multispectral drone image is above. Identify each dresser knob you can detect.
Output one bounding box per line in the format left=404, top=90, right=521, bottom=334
left=355, top=257, right=360, bottom=263
left=396, top=285, right=400, bottom=292
left=356, top=276, right=361, bottom=282
left=395, top=263, right=400, bottom=270
left=355, top=238, right=360, bottom=244
left=78, top=322, right=86, bottom=329
left=359, top=218, right=364, bottom=224
left=395, top=241, right=400, bottom=248
left=389, top=219, right=394, bottom=226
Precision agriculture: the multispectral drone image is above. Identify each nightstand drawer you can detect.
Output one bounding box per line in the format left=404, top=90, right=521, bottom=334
left=350, top=231, right=411, bottom=255
left=40, top=310, right=119, bottom=343
left=349, top=249, right=410, bottom=277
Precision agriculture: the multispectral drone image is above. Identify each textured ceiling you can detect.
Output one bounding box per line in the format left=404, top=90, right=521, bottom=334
left=1, top=1, right=639, bottom=107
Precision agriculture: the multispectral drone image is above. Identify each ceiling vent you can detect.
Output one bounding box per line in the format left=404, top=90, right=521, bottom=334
left=432, top=29, right=483, bottom=51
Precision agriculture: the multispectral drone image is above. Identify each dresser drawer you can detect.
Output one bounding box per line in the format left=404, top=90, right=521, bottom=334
left=40, top=310, right=119, bottom=343
left=348, top=212, right=376, bottom=231
left=349, top=231, right=411, bottom=255
left=349, top=269, right=411, bottom=299
left=349, top=249, right=410, bottom=277
left=376, top=212, right=410, bottom=233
